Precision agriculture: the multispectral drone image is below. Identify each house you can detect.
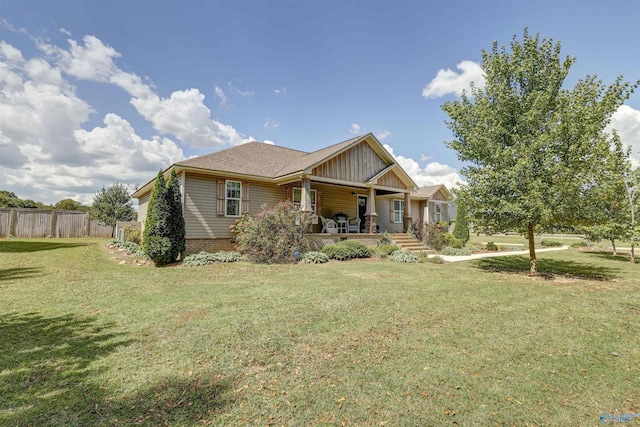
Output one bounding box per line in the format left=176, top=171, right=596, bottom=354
left=133, top=133, right=452, bottom=254
left=410, top=184, right=455, bottom=227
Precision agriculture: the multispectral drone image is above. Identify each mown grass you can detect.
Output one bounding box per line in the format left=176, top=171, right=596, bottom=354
left=1, top=238, right=639, bottom=426
left=468, top=233, right=587, bottom=246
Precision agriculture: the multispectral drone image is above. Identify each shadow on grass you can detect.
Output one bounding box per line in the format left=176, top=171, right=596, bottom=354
left=0, top=267, right=43, bottom=281
left=584, top=250, right=639, bottom=264
left=0, top=312, right=232, bottom=426
left=474, top=255, right=619, bottom=281
left=0, top=241, right=90, bottom=253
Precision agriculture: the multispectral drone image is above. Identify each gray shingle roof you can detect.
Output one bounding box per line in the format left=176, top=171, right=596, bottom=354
left=411, top=184, right=450, bottom=199
left=174, top=135, right=366, bottom=179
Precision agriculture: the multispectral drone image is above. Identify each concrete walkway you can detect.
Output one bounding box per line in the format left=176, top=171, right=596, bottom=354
left=434, top=246, right=570, bottom=262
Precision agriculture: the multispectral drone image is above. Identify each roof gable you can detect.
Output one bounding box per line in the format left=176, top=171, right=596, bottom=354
left=412, top=184, right=454, bottom=201
left=310, top=138, right=389, bottom=182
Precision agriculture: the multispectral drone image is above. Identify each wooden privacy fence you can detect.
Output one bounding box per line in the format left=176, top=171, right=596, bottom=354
left=0, top=208, right=114, bottom=238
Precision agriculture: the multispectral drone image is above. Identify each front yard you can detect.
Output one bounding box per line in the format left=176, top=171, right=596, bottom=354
left=1, top=238, right=639, bottom=425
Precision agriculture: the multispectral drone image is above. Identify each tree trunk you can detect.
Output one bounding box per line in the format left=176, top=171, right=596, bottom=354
left=611, top=239, right=617, bottom=256
left=632, top=242, right=635, bottom=264
left=527, top=221, right=537, bottom=275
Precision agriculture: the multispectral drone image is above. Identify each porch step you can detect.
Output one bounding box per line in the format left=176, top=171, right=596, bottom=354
left=389, top=233, right=435, bottom=254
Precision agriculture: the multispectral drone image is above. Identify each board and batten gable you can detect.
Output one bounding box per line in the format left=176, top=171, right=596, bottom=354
left=312, top=141, right=390, bottom=182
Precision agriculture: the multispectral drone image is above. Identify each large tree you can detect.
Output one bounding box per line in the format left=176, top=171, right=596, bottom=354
left=443, top=29, right=637, bottom=274
left=90, top=183, right=136, bottom=236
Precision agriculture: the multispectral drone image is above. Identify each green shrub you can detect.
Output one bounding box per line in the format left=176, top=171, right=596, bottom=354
left=212, top=251, right=243, bottom=262
left=541, top=239, right=563, bottom=247
left=182, top=251, right=243, bottom=266
left=570, top=241, right=588, bottom=248
left=390, top=250, right=419, bottom=263
left=380, top=231, right=392, bottom=245
left=452, top=201, right=470, bottom=244
left=123, top=225, right=141, bottom=244
left=504, top=245, right=522, bottom=251
left=321, top=240, right=371, bottom=261
left=236, top=201, right=311, bottom=263
left=301, top=251, right=330, bottom=264
left=424, top=223, right=446, bottom=251
left=106, top=239, right=147, bottom=258
left=377, top=244, right=400, bottom=256
left=486, top=241, right=498, bottom=251
left=440, top=246, right=472, bottom=256
left=467, top=242, right=485, bottom=253
left=424, top=255, right=445, bottom=264
left=182, top=251, right=218, bottom=266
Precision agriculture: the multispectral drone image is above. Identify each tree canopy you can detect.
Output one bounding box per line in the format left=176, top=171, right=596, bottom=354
left=443, top=29, right=638, bottom=274
left=89, top=183, right=137, bottom=235
left=54, top=198, right=89, bottom=211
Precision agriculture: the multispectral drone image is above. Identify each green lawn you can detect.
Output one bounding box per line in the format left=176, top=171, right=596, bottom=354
left=469, top=233, right=587, bottom=246
left=1, top=239, right=639, bottom=426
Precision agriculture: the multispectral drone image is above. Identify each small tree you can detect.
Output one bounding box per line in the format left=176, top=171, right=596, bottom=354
left=452, top=199, right=470, bottom=244
left=442, top=29, right=638, bottom=274
left=90, top=183, right=136, bottom=237
left=166, top=169, right=186, bottom=261
left=236, top=201, right=310, bottom=263
left=142, top=171, right=172, bottom=266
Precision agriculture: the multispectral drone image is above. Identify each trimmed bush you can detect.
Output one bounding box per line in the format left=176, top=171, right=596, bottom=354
left=213, top=251, right=243, bottom=262
left=390, top=250, right=419, bottom=263
left=377, top=244, right=400, bottom=256
left=321, top=240, right=371, bottom=261
left=440, top=246, right=472, bottom=256
left=124, top=225, right=141, bottom=244
left=541, top=239, right=563, bottom=247
left=452, top=201, right=470, bottom=244
left=301, top=251, right=330, bottom=264
left=236, top=201, right=311, bottom=264
left=486, top=241, right=498, bottom=251
left=570, top=241, right=588, bottom=248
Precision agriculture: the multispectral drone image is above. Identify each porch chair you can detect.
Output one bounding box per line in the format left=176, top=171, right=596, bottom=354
left=347, top=217, right=361, bottom=233
left=320, top=215, right=339, bottom=234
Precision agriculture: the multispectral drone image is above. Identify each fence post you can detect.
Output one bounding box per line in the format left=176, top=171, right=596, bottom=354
left=9, top=208, right=16, bottom=236
left=84, top=216, right=90, bottom=237
left=49, top=209, right=56, bottom=237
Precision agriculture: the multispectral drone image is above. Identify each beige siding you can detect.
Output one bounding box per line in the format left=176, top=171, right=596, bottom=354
left=375, top=197, right=403, bottom=233
left=410, top=200, right=421, bottom=223
left=310, top=183, right=359, bottom=233
left=312, top=142, right=388, bottom=182
left=184, top=173, right=286, bottom=239
left=137, top=192, right=151, bottom=231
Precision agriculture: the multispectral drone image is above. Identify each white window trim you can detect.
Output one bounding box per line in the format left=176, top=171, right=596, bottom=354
left=225, top=180, right=242, bottom=217
left=293, top=187, right=317, bottom=214
left=435, top=203, right=442, bottom=223
left=393, top=199, right=404, bottom=223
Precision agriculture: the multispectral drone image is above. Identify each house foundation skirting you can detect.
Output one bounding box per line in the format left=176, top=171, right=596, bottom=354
left=185, top=238, right=237, bottom=255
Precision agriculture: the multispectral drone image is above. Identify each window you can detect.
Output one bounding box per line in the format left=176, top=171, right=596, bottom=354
left=435, top=203, right=442, bottom=223
left=292, top=187, right=316, bottom=213
left=393, top=200, right=404, bottom=223
left=225, top=180, right=241, bottom=216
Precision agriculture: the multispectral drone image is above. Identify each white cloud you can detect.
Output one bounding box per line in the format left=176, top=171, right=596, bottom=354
left=263, top=139, right=276, bottom=145
left=228, top=81, right=253, bottom=96
left=214, top=85, right=229, bottom=107
left=263, top=119, right=280, bottom=129
left=422, top=60, right=485, bottom=99
left=349, top=123, right=361, bottom=134
left=383, top=143, right=465, bottom=190
left=273, top=87, right=287, bottom=95
left=377, top=130, right=391, bottom=140
left=608, top=104, right=640, bottom=167
left=59, top=28, right=72, bottom=37
left=0, top=41, right=24, bottom=64
left=0, top=37, right=187, bottom=204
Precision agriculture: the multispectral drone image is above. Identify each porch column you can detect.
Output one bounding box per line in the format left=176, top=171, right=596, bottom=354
left=364, top=186, right=377, bottom=234
left=300, top=177, right=312, bottom=212
left=403, top=192, right=412, bottom=232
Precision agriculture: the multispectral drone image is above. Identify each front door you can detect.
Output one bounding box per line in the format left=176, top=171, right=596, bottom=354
left=357, top=195, right=367, bottom=232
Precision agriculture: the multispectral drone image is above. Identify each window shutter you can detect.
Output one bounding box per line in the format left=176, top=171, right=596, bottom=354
left=389, top=199, right=394, bottom=223
left=217, top=179, right=225, bottom=216
left=286, top=187, right=293, bottom=201
left=242, top=182, right=250, bottom=213
left=316, top=191, right=322, bottom=216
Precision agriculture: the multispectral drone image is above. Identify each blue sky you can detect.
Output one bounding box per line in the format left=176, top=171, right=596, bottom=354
left=1, top=0, right=639, bottom=205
